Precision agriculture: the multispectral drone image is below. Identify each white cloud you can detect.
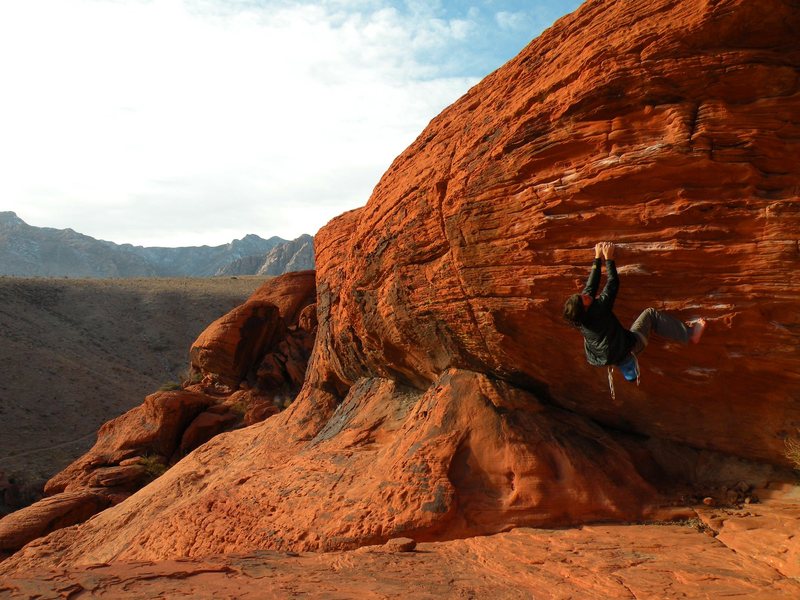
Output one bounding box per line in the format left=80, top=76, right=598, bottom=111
left=0, top=0, right=479, bottom=246
left=495, top=10, right=528, bottom=31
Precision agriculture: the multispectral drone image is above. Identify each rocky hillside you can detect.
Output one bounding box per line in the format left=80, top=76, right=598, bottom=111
left=1, top=0, right=798, bottom=595
left=0, top=276, right=265, bottom=514
left=0, top=212, right=313, bottom=277
left=215, top=234, right=314, bottom=276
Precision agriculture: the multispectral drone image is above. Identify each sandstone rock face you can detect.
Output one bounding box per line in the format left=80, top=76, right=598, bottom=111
left=0, top=491, right=110, bottom=555
left=312, top=0, right=800, bottom=465
left=44, top=390, right=215, bottom=496
left=178, top=412, right=238, bottom=456
left=2, top=0, right=799, bottom=577
left=0, top=368, right=665, bottom=568
left=696, top=484, right=800, bottom=579
left=190, top=270, right=316, bottom=390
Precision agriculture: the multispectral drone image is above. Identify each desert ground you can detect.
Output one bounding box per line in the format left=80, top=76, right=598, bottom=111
left=4, top=496, right=800, bottom=599
left=0, top=276, right=264, bottom=510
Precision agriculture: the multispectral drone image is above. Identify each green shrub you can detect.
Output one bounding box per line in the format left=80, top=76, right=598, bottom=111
left=158, top=381, right=182, bottom=391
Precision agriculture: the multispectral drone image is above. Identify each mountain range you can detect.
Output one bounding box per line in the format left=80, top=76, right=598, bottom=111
left=0, top=211, right=313, bottom=278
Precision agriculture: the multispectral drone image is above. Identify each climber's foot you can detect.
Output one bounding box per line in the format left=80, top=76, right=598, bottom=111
left=689, top=318, right=707, bottom=344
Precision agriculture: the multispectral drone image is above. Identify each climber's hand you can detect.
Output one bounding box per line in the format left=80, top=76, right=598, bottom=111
left=594, top=243, right=603, bottom=259
left=602, top=242, right=616, bottom=260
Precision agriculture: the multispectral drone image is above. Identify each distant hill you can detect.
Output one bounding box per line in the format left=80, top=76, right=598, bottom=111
left=0, top=212, right=313, bottom=277
left=215, top=234, right=314, bottom=276
left=0, top=276, right=266, bottom=513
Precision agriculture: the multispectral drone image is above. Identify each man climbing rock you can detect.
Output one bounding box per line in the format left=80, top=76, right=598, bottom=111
left=563, top=242, right=706, bottom=390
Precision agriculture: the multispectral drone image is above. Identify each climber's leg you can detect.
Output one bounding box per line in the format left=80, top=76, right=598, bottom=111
left=630, top=307, right=694, bottom=353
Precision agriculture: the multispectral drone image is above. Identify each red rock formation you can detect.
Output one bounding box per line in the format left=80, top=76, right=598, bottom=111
left=0, top=491, right=110, bottom=555
left=44, top=390, right=215, bottom=496
left=312, top=0, right=800, bottom=465
left=0, top=272, right=317, bottom=557
left=2, top=0, right=799, bottom=578
left=190, top=270, right=315, bottom=391
left=0, top=368, right=667, bottom=567
left=3, top=495, right=799, bottom=598
left=178, top=411, right=238, bottom=456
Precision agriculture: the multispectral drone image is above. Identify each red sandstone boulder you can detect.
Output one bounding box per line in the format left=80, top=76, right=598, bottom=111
left=45, top=390, right=214, bottom=495
left=0, top=491, right=110, bottom=555
left=244, top=401, right=279, bottom=426
left=0, top=273, right=320, bottom=556
left=179, top=411, right=238, bottom=455
left=0, top=369, right=663, bottom=567
left=191, top=301, right=281, bottom=387
left=222, top=390, right=280, bottom=426
left=311, top=0, right=800, bottom=465
left=88, top=465, right=147, bottom=489
left=190, top=271, right=315, bottom=388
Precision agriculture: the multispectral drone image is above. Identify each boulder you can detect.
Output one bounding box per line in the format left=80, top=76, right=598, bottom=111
left=190, top=271, right=316, bottom=387
left=0, top=491, right=110, bottom=554
left=2, top=0, right=799, bottom=575
left=45, top=390, right=214, bottom=495
left=179, top=411, right=238, bottom=455
left=311, top=0, right=800, bottom=465
left=0, top=274, right=320, bottom=554
left=0, top=370, right=661, bottom=565
left=88, top=465, right=147, bottom=489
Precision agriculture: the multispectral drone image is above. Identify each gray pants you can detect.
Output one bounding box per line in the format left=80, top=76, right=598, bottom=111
left=630, top=307, right=689, bottom=355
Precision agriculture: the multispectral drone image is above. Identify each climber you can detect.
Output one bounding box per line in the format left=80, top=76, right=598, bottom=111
left=563, top=242, right=706, bottom=389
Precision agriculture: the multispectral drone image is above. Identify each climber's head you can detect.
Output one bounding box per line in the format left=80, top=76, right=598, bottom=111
left=563, top=293, right=592, bottom=325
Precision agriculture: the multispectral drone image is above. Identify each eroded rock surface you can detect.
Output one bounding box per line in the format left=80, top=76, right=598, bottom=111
left=3, top=509, right=799, bottom=599
left=0, top=368, right=669, bottom=568
left=310, top=0, right=800, bottom=466
left=0, top=491, right=110, bottom=555
left=190, top=270, right=315, bottom=392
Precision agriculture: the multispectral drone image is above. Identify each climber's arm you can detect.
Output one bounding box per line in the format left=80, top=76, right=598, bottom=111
left=582, top=243, right=603, bottom=297
left=598, top=242, right=619, bottom=307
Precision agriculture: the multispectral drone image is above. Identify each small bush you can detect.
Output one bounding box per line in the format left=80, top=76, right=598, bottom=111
left=230, top=400, right=248, bottom=416
left=158, top=381, right=182, bottom=392
left=140, top=455, right=168, bottom=480
left=181, top=367, right=203, bottom=386
left=785, top=435, right=800, bottom=471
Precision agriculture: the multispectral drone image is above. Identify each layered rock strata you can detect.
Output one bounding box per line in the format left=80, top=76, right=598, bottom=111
left=312, top=0, right=800, bottom=464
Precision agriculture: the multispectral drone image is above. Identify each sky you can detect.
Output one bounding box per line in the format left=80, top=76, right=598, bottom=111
left=0, top=0, right=582, bottom=247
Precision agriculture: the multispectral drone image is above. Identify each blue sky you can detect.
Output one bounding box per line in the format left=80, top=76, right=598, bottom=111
left=0, top=0, right=582, bottom=247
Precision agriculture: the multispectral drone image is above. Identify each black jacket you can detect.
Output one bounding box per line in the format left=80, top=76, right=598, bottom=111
left=579, top=258, right=636, bottom=366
